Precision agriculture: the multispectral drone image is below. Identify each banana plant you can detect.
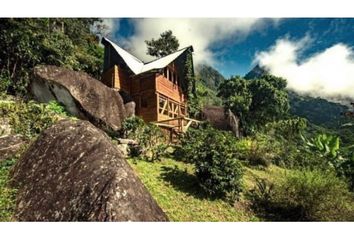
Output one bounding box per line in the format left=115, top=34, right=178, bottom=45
left=301, top=133, right=340, bottom=159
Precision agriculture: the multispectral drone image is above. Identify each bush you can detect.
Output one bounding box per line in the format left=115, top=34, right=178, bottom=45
left=180, top=124, right=244, bottom=201
left=234, top=134, right=282, bottom=168
left=249, top=169, right=354, bottom=221
left=121, top=116, right=168, bottom=161
left=0, top=99, right=69, bottom=139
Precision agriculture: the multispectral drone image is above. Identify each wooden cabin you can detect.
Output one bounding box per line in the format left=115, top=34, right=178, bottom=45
left=101, top=37, right=197, bottom=131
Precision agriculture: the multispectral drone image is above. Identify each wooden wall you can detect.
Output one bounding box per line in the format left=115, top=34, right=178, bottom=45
left=101, top=65, right=130, bottom=93
left=155, top=73, right=185, bottom=103
left=131, top=73, right=158, bottom=122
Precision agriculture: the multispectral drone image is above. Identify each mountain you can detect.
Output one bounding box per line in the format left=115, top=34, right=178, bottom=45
left=194, top=64, right=225, bottom=107
left=195, top=64, right=225, bottom=90
left=244, top=64, right=268, bottom=80
left=244, top=65, right=349, bottom=129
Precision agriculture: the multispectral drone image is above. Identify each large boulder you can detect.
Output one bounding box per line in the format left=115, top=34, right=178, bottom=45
left=200, top=106, right=240, bottom=138
left=10, top=119, right=168, bottom=221
left=31, top=65, right=128, bottom=133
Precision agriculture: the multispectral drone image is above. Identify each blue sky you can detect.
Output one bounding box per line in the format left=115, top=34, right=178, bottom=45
left=112, top=18, right=354, bottom=77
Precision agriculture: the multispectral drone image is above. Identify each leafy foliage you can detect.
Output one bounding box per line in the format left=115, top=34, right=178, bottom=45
left=122, top=117, right=168, bottom=162
left=0, top=158, right=18, bottom=221
left=145, top=30, right=180, bottom=58
left=301, top=133, right=340, bottom=159
left=218, top=75, right=290, bottom=134
left=0, top=18, right=103, bottom=96
left=179, top=124, right=244, bottom=201
left=0, top=99, right=69, bottom=139
left=338, top=156, right=354, bottom=191
left=249, top=170, right=354, bottom=221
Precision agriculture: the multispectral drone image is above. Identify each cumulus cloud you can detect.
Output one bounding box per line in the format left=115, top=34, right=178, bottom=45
left=255, top=37, right=354, bottom=102
left=119, top=18, right=269, bottom=66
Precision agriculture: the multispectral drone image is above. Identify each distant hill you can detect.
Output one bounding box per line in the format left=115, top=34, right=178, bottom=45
left=194, top=64, right=225, bottom=107
left=195, top=64, right=225, bottom=90
left=244, top=64, right=268, bottom=80
left=244, top=65, right=349, bottom=129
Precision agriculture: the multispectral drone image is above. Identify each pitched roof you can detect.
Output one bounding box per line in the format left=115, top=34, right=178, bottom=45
left=102, top=37, right=193, bottom=75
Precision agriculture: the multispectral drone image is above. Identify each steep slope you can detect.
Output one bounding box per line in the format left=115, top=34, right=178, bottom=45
left=195, top=64, right=224, bottom=107
left=195, top=64, right=225, bottom=90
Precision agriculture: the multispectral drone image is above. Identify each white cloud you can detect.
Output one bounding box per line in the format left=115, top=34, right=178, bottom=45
left=91, top=18, right=119, bottom=39
left=255, top=37, right=354, bottom=101
left=118, top=18, right=270, bottom=66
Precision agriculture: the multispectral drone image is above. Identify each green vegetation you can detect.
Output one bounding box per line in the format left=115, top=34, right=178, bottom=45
left=0, top=18, right=103, bottom=96
left=195, top=64, right=225, bottom=91
left=218, top=75, right=290, bottom=134
left=0, top=158, right=18, bottom=221
left=0, top=21, right=353, bottom=222
left=145, top=30, right=180, bottom=58
left=249, top=170, right=354, bottom=221
left=122, top=117, right=168, bottom=162
left=179, top=124, right=244, bottom=201
left=0, top=98, right=70, bottom=139
left=127, top=157, right=257, bottom=221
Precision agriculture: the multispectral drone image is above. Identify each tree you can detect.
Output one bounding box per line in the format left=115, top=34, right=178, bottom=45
left=218, top=75, right=290, bottom=134
left=145, top=30, right=180, bottom=58
left=0, top=18, right=103, bottom=96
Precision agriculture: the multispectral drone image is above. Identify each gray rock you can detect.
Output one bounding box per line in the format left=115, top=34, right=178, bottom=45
left=124, top=101, right=136, bottom=118
left=10, top=119, right=168, bottom=221
left=200, top=106, right=240, bottom=137
left=31, top=65, right=127, bottom=133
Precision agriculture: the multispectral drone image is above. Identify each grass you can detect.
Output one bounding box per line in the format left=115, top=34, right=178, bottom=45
left=0, top=158, right=17, bottom=221
left=127, top=157, right=286, bottom=221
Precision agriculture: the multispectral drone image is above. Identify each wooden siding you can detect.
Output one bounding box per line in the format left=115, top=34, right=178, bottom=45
left=155, top=73, right=185, bottom=103
left=101, top=65, right=130, bottom=93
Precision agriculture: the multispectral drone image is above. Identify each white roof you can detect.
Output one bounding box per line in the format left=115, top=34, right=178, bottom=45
left=103, top=37, right=191, bottom=75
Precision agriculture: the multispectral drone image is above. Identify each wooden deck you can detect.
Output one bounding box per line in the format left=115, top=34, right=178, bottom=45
left=152, top=116, right=200, bottom=142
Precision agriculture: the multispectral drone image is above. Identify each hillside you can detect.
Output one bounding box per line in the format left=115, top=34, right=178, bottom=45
left=194, top=64, right=224, bottom=107
left=195, top=64, right=225, bottom=91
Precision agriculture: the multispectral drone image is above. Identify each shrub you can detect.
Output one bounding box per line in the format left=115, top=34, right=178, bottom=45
left=0, top=99, right=68, bottom=139
left=180, top=124, right=244, bottom=201
left=235, top=133, right=281, bottom=168
left=249, top=170, right=354, bottom=221
left=121, top=116, right=168, bottom=161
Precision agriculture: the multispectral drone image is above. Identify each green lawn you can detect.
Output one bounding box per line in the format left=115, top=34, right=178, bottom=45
left=127, top=157, right=281, bottom=221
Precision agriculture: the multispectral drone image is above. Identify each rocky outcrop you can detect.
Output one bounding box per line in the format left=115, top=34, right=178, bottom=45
left=31, top=65, right=129, bottom=133
left=200, top=106, right=240, bottom=137
left=10, top=119, right=168, bottom=221
left=0, top=134, right=27, bottom=162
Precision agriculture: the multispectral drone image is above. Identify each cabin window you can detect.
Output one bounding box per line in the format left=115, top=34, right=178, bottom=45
left=163, top=67, right=179, bottom=86
left=163, top=68, right=168, bottom=78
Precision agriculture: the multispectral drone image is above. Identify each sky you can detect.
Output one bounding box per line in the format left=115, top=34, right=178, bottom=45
left=102, top=18, right=354, bottom=101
